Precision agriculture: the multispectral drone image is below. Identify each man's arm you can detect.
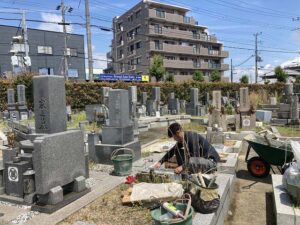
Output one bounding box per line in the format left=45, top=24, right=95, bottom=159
left=159, top=145, right=176, bottom=164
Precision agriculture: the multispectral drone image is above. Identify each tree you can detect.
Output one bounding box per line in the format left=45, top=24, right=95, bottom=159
left=193, top=70, right=204, bottom=82
left=210, top=70, right=221, bottom=82
left=165, top=72, right=174, bottom=82
left=240, top=75, right=249, bottom=84
left=274, top=66, right=288, bottom=83
left=295, top=76, right=300, bottom=84
left=149, top=54, right=165, bottom=82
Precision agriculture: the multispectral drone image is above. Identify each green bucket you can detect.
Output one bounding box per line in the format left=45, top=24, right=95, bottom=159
left=111, top=148, right=134, bottom=176
left=151, top=203, right=194, bottom=225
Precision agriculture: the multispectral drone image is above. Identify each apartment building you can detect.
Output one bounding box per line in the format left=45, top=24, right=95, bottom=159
left=106, top=0, right=229, bottom=81
left=0, top=25, right=85, bottom=80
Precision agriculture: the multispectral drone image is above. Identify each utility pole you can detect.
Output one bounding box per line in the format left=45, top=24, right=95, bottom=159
left=230, top=58, right=233, bottom=83
left=254, top=32, right=262, bottom=83
left=85, top=0, right=93, bottom=82
left=61, top=0, right=68, bottom=80
left=22, top=10, right=30, bottom=71
left=56, top=1, right=73, bottom=80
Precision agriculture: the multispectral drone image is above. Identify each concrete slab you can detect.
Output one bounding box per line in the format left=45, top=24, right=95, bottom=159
left=272, top=174, right=295, bottom=225
left=218, top=153, right=238, bottom=175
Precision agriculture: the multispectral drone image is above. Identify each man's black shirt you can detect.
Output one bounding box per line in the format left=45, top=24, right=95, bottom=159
left=159, top=131, right=220, bottom=166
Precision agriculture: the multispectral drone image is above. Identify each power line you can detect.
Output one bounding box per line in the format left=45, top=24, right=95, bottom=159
left=234, top=55, right=254, bottom=67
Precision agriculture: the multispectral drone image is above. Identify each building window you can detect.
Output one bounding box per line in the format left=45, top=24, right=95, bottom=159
left=66, top=48, right=77, bottom=57
left=118, top=49, right=123, bottom=59
left=39, top=67, right=54, bottom=75
left=136, top=41, right=141, bottom=49
left=183, top=16, right=190, bottom=23
left=135, top=10, right=141, bottom=18
left=37, top=46, right=52, bottom=55
left=68, top=69, right=79, bottom=78
left=154, top=40, right=162, bottom=50
left=117, top=22, right=123, bottom=32
left=154, top=24, right=162, bottom=34
left=136, top=57, right=141, bottom=65
left=135, top=26, right=141, bottom=35
left=165, top=56, right=175, bottom=60
left=128, top=14, right=133, bottom=22
left=156, top=9, right=165, bottom=18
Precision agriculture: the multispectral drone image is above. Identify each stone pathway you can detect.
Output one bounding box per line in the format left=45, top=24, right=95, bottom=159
left=224, top=141, right=276, bottom=225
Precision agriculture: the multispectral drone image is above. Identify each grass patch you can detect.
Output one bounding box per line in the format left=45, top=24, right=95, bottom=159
left=59, top=184, right=152, bottom=225
left=67, top=111, right=101, bottom=132
left=182, top=122, right=206, bottom=133
left=276, top=126, right=300, bottom=137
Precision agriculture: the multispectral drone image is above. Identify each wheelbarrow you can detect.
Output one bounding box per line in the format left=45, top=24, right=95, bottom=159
left=244, top=131, right=294, bottom=178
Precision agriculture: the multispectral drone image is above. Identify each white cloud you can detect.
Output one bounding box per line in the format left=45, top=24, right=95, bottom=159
left=264, top=64, right=273, bottom=69
left=280, top=57, right=300, bottom=68
left=233, top=66, right=266, bottom=83
left=38, top=13, right=73, bottom=33
left=93, top=52, right=107, bottom=69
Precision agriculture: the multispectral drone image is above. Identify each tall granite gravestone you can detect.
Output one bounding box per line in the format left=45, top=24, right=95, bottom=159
left=101, top=87, right=111, bottom=107
left=17, top=85, right=28, bottom=120
left=237, top=87, right=256, bottom=130
left=128, top=86, right=139, bottom=135
left=291, top=95, right=299, bottom=123
left=186, top=88, right=201, bottom=116
left=146, top=87, right=161, bottom=116
left=168, top=92, right=180, bottom=115
left=212, top=91, right=222, bottom=111
left=142, top=92, right=147, bottom=106
left=209, top=90, right=223, bottom=129
left=7, top=88, right=19, bottom=120
left=93, top=89, right=141, bottom=164
left=239, top=87, right=250, bottom=112
left=2, top=75, right=88, bottom=212
left=34, top=76, right=67, bottom=134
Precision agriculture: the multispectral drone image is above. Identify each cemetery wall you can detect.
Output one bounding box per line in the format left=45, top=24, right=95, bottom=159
left=0, top=74, right=285, bottom=111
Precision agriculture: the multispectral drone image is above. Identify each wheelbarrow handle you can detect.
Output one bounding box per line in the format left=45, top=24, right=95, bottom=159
left=111, top=148, right=135, bottom=160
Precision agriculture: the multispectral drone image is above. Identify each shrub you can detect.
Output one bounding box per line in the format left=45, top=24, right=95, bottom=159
left=275, top=66, right=288, bottom=83
left=165, top=73, right=174, bottom=82
left=240, top=75, right=249, bottom=84
left=193, top=70, right=204, bottom=82
left=210, top=70, right=221, bottom=82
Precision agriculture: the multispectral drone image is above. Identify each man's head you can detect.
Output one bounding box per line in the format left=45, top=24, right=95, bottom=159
left=168, top=122, right=184, bottom=142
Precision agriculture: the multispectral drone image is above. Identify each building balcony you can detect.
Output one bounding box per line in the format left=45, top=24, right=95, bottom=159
left=150, top=42, right=200, bottom=55
left=128, top=65, right=136, bottom=71
left=127, top=35, right=135, bottom=42
left=117, top=40, right=124, bottom=47
left=163, top=59, right=210, bottom=70
left=127, top=49, right=136, bottom=56
left=149, top=9, right=200, bottom=26
left=148, top=25, right=217, bottom=43
left=220, top=50, right=229, bottom=58
left=208, top=63, right=229, bottom=70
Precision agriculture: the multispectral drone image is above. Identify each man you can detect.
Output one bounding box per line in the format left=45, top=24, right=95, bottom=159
left=153, top=122, right=220, bottom=174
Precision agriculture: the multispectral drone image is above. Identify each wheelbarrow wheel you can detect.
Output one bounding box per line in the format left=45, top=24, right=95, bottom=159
left=247, top=156, right=270, bottom=178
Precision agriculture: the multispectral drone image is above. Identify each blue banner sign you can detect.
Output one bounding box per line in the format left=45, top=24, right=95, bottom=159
left=94, top=74, right=149, bottom=82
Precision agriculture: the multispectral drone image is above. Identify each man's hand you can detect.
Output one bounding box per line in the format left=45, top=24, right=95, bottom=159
left=152, top=161, right=161, bottom=169
left=175, top=165, right=183, bottom=174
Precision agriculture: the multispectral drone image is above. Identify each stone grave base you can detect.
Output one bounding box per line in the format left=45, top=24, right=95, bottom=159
left=31, top=188, right=91, bottom=214
left=271, top=118, right=290, bottom=125
left=272, top=174, right=300, bottom=225
left=193, top=173, right=235, bottom=225
left=94, top=140, right=141, bottom=164
left=218, top=153, right=238, bottom=175
left=0, top=194, right=31, bottom=206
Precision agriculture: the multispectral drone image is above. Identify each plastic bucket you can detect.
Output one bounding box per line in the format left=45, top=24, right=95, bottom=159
left=151, top=203, right=194, bottom=225
left=111, top=148, right=134, bottom=176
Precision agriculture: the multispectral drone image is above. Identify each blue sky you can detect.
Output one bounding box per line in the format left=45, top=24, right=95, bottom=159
left=0, top=0, right=300, bottom=82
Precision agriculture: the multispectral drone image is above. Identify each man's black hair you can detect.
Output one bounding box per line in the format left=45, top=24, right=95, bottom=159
left=168, top=122, right=182, bottom=138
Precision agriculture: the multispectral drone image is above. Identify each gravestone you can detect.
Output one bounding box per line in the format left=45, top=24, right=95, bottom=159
left=101, top=87, right=111, bottom=106
left=128, top=86, right=137, bottom=119
left=212, top=91, right=222, bottom=111
left=239, top=87, right=250, bottom=112
left=291, top=95, right=299, bottom=122
left=168, top=92, right=180, bottom=115
left=179, top=100, right=186, bottom=112
left=94, top=89, right=141, bottom=164
left=270, top=97, right=277, bottom=105
left=186, top=88, right=201, bottom=116
left=33, top=130, right=86, bottom=195
left=17, top=85, right=26, bottom=105
left=142, top=92, right=147, bottom=105
left=33, top=76, right=67, bottom=134
left=7, top=89, right=15, bottom=108
left=205, top=93, right=210, bottom=105
left=152, top=87, right=161, bottom=112
left=7, top=88, right=19, bottom=120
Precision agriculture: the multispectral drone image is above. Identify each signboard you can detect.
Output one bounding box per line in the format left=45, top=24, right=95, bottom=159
left=94, top=74, right=149, bottom=82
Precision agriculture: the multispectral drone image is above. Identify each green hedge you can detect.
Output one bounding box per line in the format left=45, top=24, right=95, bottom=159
left=0, top=74, right=285, bottom=111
